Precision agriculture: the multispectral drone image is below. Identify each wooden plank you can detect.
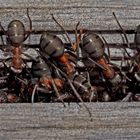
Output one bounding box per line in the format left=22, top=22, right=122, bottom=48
left=0, top=0, right=139, bottom=30
left=0, top=103, right=139, bottom=139
left=0, top=2, right=139, bottom=139
left=0, top=0, right=137, bottom=67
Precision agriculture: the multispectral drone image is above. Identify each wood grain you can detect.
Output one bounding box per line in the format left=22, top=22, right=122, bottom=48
left=0, top=103, right=140, bottom=140
left=0, top=1, right=139, bottom=139
left=0, top=0, right=139, bottom=30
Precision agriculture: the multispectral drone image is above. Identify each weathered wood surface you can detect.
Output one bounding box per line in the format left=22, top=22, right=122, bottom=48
left=0, top=1, right=139, bottom=139
left=0, top=0, right=138, bottom=62
left=0, top=0, right=139, bottom=31
left=0, top=0, right=138, bottom=48
left=0, top=0, right=139, bottom=45
left=0, top=103, right=140, bottom=140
